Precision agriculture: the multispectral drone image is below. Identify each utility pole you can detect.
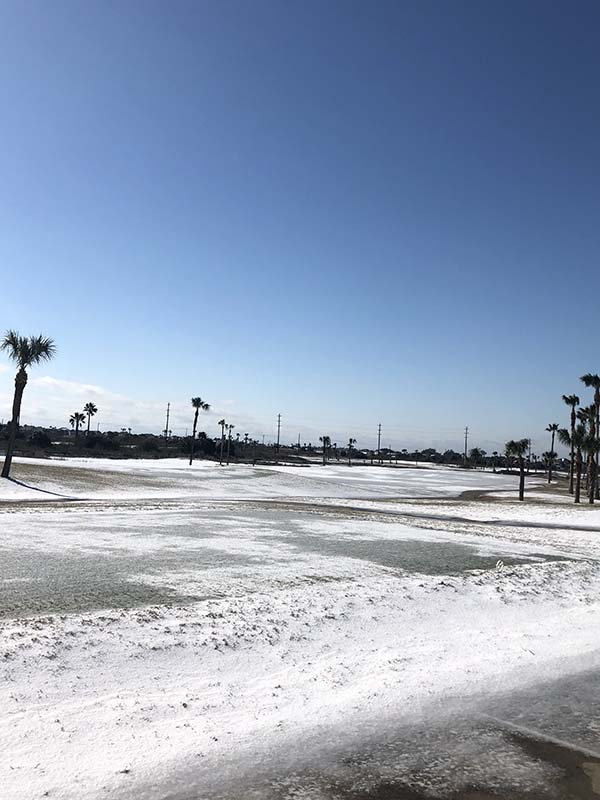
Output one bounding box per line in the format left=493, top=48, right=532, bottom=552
left=164, top=402, right=170, bottom=449
left=464, top=426, right=469, bottom=466
left=377, top=423, right=382, bottom=464
left=276, top=413, right=281, bottom=453
left=297, top=432, right=301, bottom=452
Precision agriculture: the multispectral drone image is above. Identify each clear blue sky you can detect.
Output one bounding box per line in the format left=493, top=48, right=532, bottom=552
left=1, top=0, right=599, bottom=452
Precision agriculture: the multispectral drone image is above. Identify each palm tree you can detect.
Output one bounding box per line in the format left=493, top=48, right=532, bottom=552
left=189, top=397, right=210, bottom=466
left=505, top=439, right=529, bottom=501
left=226, top=423, right=234, bottom=465
left=83, top=402, right=98, bottom=436
left=580, top=375, right=600, bottom=497
left=582, top=431, right=600, bottom=505
left=559, top=425, right=586, bottom=503
left=562, top=394, right=579, bottom=493
left=545, top=423, right=559, bottom=483
left=581, top=375, right=600, bottom=433
left=70, top=411, right=86, bottom=440
left=347, top=437, right=356, bottom=466
left=319, top=435, right=331, bottom=465
left=577, top=404, right=596, bottom=493
left=218, top=419, right=226, bottom=465
left=1, top=331, right=56, bottom=478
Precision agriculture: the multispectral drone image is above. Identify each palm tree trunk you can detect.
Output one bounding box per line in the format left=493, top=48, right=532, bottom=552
left=575, top=449, right=582, bottom=503
left=348, top=448, right=352, bottom=467
left=548, top=431, right=555, bottom=483
left=226, top=435, right=231, bottom=465
left=589, top=457, right=596, bottom=504
left=595, top=396, right=599, bottom=500
left=189, top=409, right=199, bottom=466
left=1, top=369, right=27, bottom=479
left=569, top=410, right=575, bottom=494
left=518, top=457, right=525, bottom=501
left=586, top=455, right=591, bottom=491
left=87, top=416, right=91, bottom=437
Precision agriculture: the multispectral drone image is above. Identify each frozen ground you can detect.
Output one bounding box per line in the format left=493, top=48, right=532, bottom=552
left=0, top=458, right=599, bottom=799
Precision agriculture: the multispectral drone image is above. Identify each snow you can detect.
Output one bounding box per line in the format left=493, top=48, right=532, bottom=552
left=0, top=456, right=540, bottom=502
left=0, top=458, right=599, bottom=798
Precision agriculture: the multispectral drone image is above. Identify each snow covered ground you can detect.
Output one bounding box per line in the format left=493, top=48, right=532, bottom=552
left=0, top=458, right=599, bottom=798
left=0, top=456, right=532, bottom=502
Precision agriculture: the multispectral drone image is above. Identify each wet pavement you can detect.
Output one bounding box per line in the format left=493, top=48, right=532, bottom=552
left=165, top=668, right=600, bottom=800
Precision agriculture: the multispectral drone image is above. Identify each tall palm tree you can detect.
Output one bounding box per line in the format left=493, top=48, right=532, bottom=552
left=505, top=439, right=529, bottom=501
left=84, top=402, right=98, bottom=436
left=545, top=423, right=559, bottom=483
left=189, top=397, right=210, bottom=466
left=319, top=435, right=331, bottom=465
left=562, top=394, right=579, bottom=493
left=226, top=424, right=234, bottom=465
left=347, top=437, right=356, bottom=466
left=1, top=331, right=56, bottom=478
left=70, top=411, right=86, bottom=440
left=580, top=375, right=600, bottom=498
left=582, top=429, right=600, bottom=505
left=559, top=425, right=586, bottom=504
left=577, top=404, right=596, bottom=492
left=218, top=419, right=226, bottom=465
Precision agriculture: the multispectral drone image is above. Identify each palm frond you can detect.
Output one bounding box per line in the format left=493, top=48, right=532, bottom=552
left=580, top=373, right=600, bottom=391
left=1, top=331, right=56, bottom=368
left=505, top=438, right=528, bottom=457
left=557, top=428, right=571, bottom=447
left=29, top=335, right=56, bottom=364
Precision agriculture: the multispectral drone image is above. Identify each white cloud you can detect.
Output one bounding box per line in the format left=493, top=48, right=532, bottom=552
left=0, top=370, right=266, bottom=437
left=33, top=376, right=109, bottom=397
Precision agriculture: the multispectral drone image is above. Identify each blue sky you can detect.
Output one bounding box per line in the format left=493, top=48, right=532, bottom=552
left=1, top=0, right=599, bottom=453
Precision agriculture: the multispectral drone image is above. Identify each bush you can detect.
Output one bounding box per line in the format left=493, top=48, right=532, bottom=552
left=141, top=437, right=160, bottom=453
left=84, top=435, right=105, bottom=450
left=29, top=431, right=52, bottom=448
